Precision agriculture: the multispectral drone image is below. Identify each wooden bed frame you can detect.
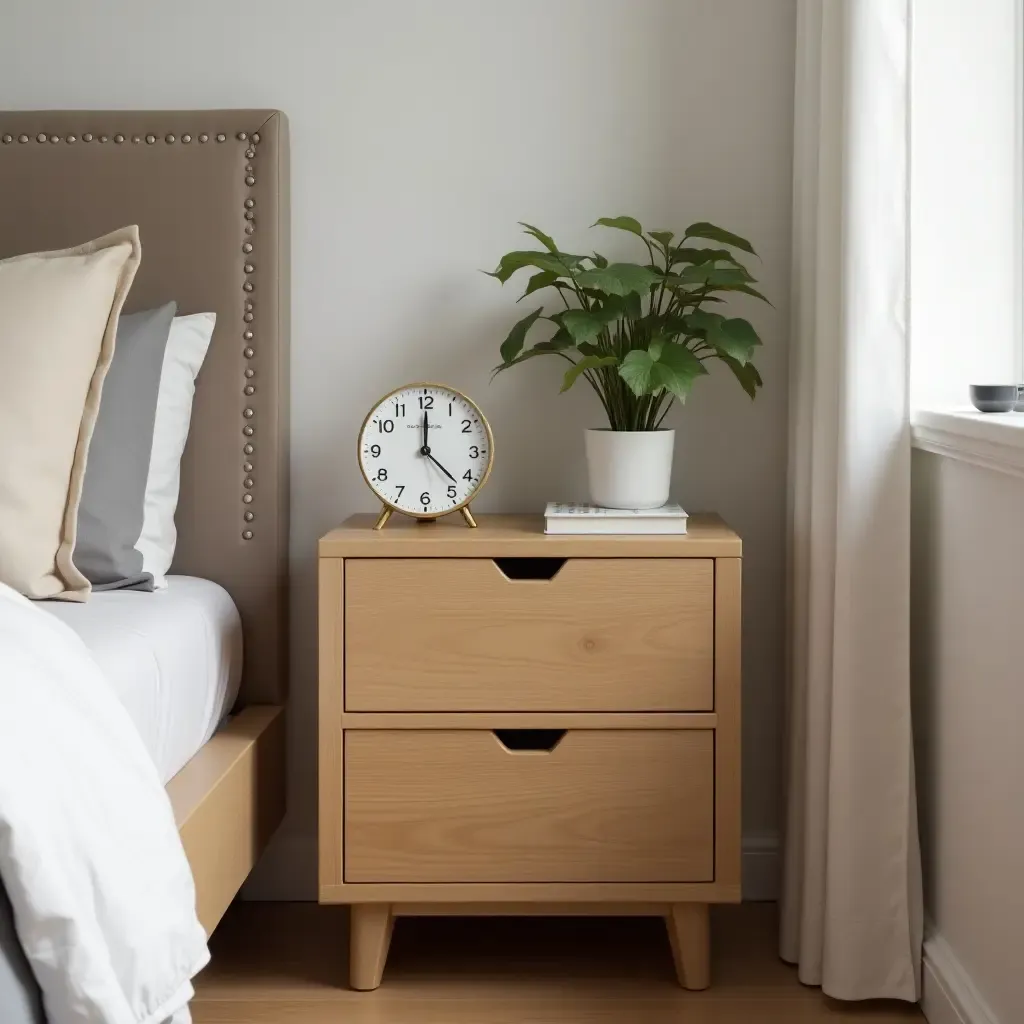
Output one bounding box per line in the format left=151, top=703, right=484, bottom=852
left=0, top=110, right=291, bottom=935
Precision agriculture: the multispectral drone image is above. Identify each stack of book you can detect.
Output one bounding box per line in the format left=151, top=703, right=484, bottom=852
left=544, top=502, right=688, bottom=536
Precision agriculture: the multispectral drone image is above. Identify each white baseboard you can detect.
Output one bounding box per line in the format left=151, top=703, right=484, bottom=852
left=922, top=929, right=1000, bottom=1024
left=242, top=832, right=781, bottom=903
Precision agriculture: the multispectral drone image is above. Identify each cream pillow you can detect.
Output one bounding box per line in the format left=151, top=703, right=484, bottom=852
left=0, top=226, right=141, bottom=600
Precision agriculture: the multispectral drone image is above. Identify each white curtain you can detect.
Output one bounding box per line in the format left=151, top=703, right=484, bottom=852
left=781, top=0, right=922, bottom=1002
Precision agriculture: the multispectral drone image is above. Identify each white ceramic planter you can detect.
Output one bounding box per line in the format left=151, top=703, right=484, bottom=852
left=585, top=429, right=675, bottom=509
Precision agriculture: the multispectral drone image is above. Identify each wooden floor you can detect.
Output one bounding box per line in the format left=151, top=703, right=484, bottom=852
left=192, top=902, right=924, bottom=1023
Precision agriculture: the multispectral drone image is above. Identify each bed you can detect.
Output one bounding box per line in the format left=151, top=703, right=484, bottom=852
left=0, top=110, right=289, bottom=938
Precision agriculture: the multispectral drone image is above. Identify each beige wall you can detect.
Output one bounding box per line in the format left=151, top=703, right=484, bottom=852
left=0, top=0, right=797, bottom=897
left=912, top=450, right=1024, bottom=1023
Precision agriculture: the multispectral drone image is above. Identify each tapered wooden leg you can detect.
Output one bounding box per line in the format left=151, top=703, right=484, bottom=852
left=460, top=505, right=478, bottom=528
left=349, top=904, right=394, bottom=991
left=666, top=902, right=710, bottom=990
left=372, top=506, right=393, bottom=531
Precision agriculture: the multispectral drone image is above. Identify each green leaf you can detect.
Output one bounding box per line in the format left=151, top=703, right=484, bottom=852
left=533, top=329, right=575, bottom=352
left=575, top=262, right=661, bottom=297
left=592, top=215, right=643, bottom=236
left=715, top=282, right=773, bottom=305
left=677, top=265, right=751, bottom=288
left=485, top=250, right=584, bottom=284
left=520, top=270, right=565, bottom=299
left=718, top=318, right=762, bottom=363
left=519, top=221, right=559, bottom=254
left=652, top=344, right=708, bottom=397
left=589, top=252, right=609, bottom=269
left=561, top=354, right=619, bottom=393
left=719, top=352, right=763, bottom=399
left=685, top=311, right=761, bottom=364
left=499, top=306, right=544, bottom=364
left=647, top=230, right=674, bottom=248
left=618, top=350, right=656, bottom=396
left=561, top=309, right=606, bottom=344
left=490, top=330, right=576, bottom=379
left=684, top=222, right=756, bottom=255
left=592, top=292, right=641, bottom=322
left=618, top=340, right=708, bottom=398
left=669, top=246, right=740, bottom=267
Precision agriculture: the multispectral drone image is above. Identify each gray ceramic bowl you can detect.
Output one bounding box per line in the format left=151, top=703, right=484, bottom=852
left=969, top=384, right=1024, bottom=413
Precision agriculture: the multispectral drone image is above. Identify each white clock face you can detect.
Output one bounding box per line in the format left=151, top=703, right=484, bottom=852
left=359, top=385, right=492, bottom=517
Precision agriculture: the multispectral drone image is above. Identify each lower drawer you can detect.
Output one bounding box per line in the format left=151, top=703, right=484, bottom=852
left=344, top=729, right=714, bottom=884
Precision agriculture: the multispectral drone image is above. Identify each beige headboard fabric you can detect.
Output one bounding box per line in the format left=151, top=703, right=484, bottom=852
left=0, top=110, right=290, bottom=706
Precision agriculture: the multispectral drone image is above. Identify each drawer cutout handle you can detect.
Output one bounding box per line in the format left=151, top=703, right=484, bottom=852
left=493, top=557, right=566, bottom=581
left=492, top=729, right=566, bottom=753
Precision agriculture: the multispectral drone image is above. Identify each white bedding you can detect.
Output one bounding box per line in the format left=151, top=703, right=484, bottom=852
left=0, top=581, right=208, bottom=1024
left=40, top=576, right=242, bottom=783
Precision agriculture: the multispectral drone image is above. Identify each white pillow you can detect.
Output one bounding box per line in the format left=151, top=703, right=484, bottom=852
left=135, top=312, right=216, bottom=589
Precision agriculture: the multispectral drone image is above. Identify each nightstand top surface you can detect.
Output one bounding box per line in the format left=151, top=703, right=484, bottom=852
left=320, top=513, right=740, bottom=558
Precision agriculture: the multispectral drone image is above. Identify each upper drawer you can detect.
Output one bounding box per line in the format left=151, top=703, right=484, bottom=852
left=344, top=558, right=714, bottom=712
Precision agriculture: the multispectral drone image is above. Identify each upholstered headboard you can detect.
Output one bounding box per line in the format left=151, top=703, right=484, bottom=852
left=0, top=110, right=290, bottom=706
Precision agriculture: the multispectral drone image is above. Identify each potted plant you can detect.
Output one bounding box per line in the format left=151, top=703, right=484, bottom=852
left=488, top=216, right=769, bottom=508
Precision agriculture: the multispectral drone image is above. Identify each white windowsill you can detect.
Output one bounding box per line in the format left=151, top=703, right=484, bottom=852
left=911, top=408, right=1024, bottom=479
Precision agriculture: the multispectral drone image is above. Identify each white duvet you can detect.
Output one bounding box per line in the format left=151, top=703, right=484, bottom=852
left=0, top=582, right=209, bottom=1024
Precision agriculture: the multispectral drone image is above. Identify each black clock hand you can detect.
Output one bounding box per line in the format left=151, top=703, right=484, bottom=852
left=426, top=452, right=456, bottom=482
left=422, top=409, right=428, bottom=450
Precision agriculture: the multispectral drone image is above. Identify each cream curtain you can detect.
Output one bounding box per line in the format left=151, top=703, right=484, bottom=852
left=781, top=0, right=922, bottom=1002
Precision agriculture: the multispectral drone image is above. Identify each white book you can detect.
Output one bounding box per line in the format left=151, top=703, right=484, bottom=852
left=544, top=502, right=688, bottom=535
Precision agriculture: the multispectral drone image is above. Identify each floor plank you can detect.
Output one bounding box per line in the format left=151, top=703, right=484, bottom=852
left=192, top=903, right=923, bottom=1023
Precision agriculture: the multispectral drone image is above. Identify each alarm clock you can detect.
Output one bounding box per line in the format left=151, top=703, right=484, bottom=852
left=357, top=383, right=494, bottom=529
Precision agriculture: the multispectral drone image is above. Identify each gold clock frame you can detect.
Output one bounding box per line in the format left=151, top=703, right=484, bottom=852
left=357, top=381, right=495, bottom=530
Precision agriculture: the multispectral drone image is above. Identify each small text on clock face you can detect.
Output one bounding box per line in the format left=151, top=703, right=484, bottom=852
left=359, top=386, right=491, bottom=515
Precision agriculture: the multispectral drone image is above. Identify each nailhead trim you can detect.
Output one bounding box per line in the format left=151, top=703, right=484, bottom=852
left=11, top=121, right=267, bottom=539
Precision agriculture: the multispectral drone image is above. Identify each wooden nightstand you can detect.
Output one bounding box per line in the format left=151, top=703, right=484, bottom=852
left=318, top=513, right=741, bottom=991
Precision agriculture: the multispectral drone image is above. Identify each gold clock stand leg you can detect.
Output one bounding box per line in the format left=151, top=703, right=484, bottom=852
left=460, top=505, right=478, bottom=529
left=372, top=505, right=393, bottom=531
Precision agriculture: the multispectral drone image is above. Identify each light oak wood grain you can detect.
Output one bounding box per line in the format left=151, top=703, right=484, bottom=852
left=318, top=557, right=344, bottom=891
left=714, top=558, right=743, bottom=893
left=349, top=904, right=394, bottom=991
left=344, top=729, right=714, bottom=884
left=320, top=880, right=740, bottom=903
left=167, top=705, right=285, bottom=934
left=340, top=711, right=718, bottom=730
left=667, top=902, right=710, bottom=990
left=317, top=516, right=744, bottom=988
left=320, top=512, right=742, bottom=558
left=190, top=902, right=923, bottom=1023
left=345, top=558, right=714, bottom=712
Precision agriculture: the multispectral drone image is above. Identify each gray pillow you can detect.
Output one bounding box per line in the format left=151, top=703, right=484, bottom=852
left=73, top=302, right=177, bottom=591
